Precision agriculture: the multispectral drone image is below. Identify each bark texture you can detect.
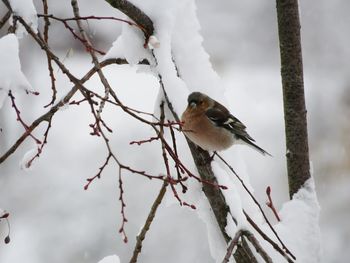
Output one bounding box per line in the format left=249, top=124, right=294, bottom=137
left=276, top=0, right=311, bottom=198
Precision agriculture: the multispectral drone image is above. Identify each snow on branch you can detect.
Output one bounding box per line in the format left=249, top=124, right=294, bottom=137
left=0, top=33, right=34, bottom=108
left=7, top=0, right=38, bottom=37
left=97, top=255, right=120, bottom=263
left=0, top=1, right=321, bottom=262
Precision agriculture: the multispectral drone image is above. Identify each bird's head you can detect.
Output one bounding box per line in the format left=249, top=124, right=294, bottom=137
left=186, top=92, right=212, bottom=112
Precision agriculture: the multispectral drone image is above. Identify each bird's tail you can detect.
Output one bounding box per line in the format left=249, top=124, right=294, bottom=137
left=241, top=138, right=272, bottom=156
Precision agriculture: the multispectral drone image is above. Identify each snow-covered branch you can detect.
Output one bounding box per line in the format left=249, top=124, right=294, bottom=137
left=0, top=1, right=321, bottom=262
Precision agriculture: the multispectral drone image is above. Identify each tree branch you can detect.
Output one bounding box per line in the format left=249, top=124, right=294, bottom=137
left=157, top=71, right=257, bottom=262
left=0, top=10, right=11, bottom=30
left=129, top=102, right=168, bottom=263
left=0, top=58, right=124, bottom=164
left=104, top=0, right=154, bottom=44
left=222, top=230, right=243, bottom=263
left=243, top=231, right=273, bottom=263
left=276, top=0, right=310, bottom=198
left=130, top=180, right=168, bottom=263
left=41, top=0, right=57, bottom=107
left=215, top=152, right=295, bottom=260
left=244, top=212, right=294, bottom=263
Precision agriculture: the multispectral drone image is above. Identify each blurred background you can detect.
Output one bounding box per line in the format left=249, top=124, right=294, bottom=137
left=0, top=0, right=349, bottom=262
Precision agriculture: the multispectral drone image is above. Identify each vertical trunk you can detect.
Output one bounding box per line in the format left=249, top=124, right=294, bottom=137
left=276, top=0, right=311, bottom=198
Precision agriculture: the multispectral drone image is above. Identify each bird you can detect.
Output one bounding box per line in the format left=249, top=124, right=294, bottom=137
left=181, top=92, right=270, bottom=155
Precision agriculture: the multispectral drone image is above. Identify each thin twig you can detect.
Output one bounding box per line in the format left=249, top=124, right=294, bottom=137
left=37, top=14, right=143, bottom=30
left=84, top=153, right=112, bottom=190
left=243, top=230, right=273, bottom=263
left=244, top=212, right=294, bottom=263
left=129, top=103, right=170, bottom=263
left=158, top=102, right=183, bottom=205
left=222, top=230, right=243, bottom=263
left=0, top=211, right=11, bottom=244
left=266, top=186, right=281, bottom=222
left=8, top=90, right=41, bottom=145
left=169, top=121, right=187, bottom=193
left=118, top=166, right=128, bottom=243
left=0, top=10, right=11, bottom=29
left=130, top=180, right=168, bottom=263
left=25, top=116, right=52, bottom=168
left=1, top=0, right=11, bottom=11
left=215, top=152, right=295, bottom=260
left=0, top=58, right=123, bottom=164
left=41, top=0, right=57, bottom=107
left=71, top=0, right=110, bottom=117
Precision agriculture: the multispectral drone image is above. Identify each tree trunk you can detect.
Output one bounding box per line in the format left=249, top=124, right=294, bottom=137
left=276, top=0, right=311, bottom=198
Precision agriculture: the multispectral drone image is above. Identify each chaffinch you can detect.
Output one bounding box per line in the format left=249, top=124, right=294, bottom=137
left=181, top=92, right=270, bottom=155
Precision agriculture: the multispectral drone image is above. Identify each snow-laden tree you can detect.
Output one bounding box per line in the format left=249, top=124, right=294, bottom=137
left=0, top=0, right=321, bottom=262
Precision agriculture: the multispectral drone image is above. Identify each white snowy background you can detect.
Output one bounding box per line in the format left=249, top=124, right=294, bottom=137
left=0, top=0, right=349, bottom=262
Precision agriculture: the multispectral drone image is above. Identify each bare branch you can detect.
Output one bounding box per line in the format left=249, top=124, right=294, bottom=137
left=104, top=0, right=154, bottom=44
left=0, top=210, right=11, bottom=244
left=243, top=231, right=273, bottom=263
left=37, top=14, right=143, bottom=29
left=0, top=58, right=122, bottom=164
left=84, top=153, right=112, bottom=190
left=1, top=0, right=11, bottom=11
left=215, top=152, right=295, bottom=260
left=130, top=180, right=168, bottom=263
left=244, top=212, right=295, bottom=263
left=266, top=186, right=281, bottom=222
left=168, top=121, right=188, bottom=193
left=0, top=10, right=11, bottom=30
left=24, top=116, right=52, bottom=169
left=8, top=90, right=41, bottom=145
left=222, top=230, right=243, bottom=263
left=71, top=0, right=110, bottom=116
left=129, top=102, right=169, bottom=263
left=41, top=0, right=57, bottom=107
left=118, top=166, right=128, bottom=243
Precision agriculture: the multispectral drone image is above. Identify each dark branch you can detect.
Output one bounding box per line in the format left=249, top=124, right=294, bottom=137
left=276, top=0, right=310, bottom=197
left=244, top=212, right=295, bottom=263
left=215, top=152, right=295, bottom=260
left=0, top=58, right=124, bottom=164
left=0, top=10, right=11, bottom=30
left=104, top=0, right=154, bottom=43
left=222, top=230, right=243, bottom=263
left=243, top=231, right=273, bottom=263
left=266, top=186, right=281, bottom=222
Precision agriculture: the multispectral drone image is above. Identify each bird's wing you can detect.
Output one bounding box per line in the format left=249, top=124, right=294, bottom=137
left=205, top=108, right=255, bottom=141
left=205, top=107, right=271, bottom=155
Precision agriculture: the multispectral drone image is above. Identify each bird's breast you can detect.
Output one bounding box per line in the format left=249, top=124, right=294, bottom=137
left=181, top=112, right=235, bottom=151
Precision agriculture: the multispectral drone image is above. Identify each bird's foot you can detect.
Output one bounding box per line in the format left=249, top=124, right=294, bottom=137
left=206, top=151, right=217, bottom=163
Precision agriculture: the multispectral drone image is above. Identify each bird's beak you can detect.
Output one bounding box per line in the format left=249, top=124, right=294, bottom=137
left=189, top=102, right=196, bottom=108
